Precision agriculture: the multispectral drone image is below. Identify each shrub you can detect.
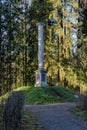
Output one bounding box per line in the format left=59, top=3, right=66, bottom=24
left=3, top=91, right=25, bottom=130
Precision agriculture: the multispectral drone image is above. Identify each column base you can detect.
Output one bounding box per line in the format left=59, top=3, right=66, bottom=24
left=35, top=69, right=48, bottom=87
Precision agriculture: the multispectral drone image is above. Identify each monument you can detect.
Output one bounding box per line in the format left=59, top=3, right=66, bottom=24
left=26, top=0, right=48, bottom=87
left=35, top=23, right=48, bottom=87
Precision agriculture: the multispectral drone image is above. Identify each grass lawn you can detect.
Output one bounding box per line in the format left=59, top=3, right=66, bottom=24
left=71, top=107, right=87, bottom=117
left=52, top=86, right=75, bottom=102
left=15, top=86, right=75, bottom=104
left=15, top=86, right=62, bottom=104
left=0, top=86, right=75, bottom=105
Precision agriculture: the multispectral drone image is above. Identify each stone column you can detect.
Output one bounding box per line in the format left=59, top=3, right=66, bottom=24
left=35, top=23, right=48, bottom=87
left=29, top=0, right=31, bottom=7
left=38, top=23, right=44, bottom=69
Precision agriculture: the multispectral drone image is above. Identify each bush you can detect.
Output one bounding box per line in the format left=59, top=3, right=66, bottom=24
left=3, top=91, right=25, bottom=130
left=77, top=94, right=87, bottom=110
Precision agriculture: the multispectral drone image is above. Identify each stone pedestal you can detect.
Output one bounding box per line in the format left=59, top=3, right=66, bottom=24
left=35, top=69, right=47, bottom=87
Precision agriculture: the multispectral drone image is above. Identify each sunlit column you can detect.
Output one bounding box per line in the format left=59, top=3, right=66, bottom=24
left=28, top=0, right=31, bottom=7
left=35, top=22, right=48, bottom=87
left=38, top=23, right=44, bottom=69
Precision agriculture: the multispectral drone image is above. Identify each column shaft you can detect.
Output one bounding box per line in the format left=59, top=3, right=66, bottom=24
left=38, top=23, right=44, bottom=69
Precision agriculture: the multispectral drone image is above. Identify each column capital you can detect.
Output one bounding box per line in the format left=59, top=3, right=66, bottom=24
left=36, top=22, right=45, bottom=26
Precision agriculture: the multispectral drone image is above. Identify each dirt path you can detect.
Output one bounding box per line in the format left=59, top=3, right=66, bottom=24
left=24, top=103, right=87, bottom=130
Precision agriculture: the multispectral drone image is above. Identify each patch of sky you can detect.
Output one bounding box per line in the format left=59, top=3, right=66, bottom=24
left=66, top=2, right=78, bottom=55
left=66, top=4, right=78, bottom=24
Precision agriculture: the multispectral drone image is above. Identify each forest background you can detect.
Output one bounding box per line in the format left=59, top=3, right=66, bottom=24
left=0, top=0, right=87, bottom=94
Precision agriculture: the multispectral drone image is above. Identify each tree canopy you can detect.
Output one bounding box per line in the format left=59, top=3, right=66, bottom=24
left=0, top=0, right=87, bottom=94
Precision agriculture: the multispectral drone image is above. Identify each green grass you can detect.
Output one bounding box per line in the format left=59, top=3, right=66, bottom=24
left=0, top=86, right=75, bottom=105
left=52, top=86, right=75, bottom=101
left=22, top=109, right=45, bottom=130
left=71, top=107, right=87, bottom=117
left=0, top=92, right=10, bottom=105
left=18, top=86, right=61, bottom=104
left=13, top=86, right=75, bottom=104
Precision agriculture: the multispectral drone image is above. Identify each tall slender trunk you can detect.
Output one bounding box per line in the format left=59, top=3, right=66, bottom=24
left=23, top=2, right=28, bottom=86
left=0, top=2, right=2, bottom=94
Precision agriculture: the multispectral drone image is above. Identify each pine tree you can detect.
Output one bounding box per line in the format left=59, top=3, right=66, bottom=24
left=0, top=0, right=24, bottom=93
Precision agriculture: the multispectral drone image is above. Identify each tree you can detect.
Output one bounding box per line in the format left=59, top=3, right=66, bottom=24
left=0, top=0, right=24, bottom=93
left=76, top=0, right=87, bottom=109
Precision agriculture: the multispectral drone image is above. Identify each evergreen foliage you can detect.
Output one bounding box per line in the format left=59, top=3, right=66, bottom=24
left=0, top=0, right=87, bottom=94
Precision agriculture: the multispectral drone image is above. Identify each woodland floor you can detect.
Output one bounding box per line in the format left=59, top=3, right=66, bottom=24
left=24, top=102, right=87, bottom=130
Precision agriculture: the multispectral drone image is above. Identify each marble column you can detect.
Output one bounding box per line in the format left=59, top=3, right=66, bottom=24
left=28, top=0, right=31, bottom=7
left=35, top=23, right=48, bottom=87
left=38, top=23, right=44, bottom=69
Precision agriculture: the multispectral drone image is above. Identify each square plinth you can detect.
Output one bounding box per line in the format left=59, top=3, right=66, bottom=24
left=35, top=69, right=48, bottom=87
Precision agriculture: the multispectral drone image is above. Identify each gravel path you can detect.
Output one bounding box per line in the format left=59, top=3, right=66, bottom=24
left=25, top=103, right=87, bottom=130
